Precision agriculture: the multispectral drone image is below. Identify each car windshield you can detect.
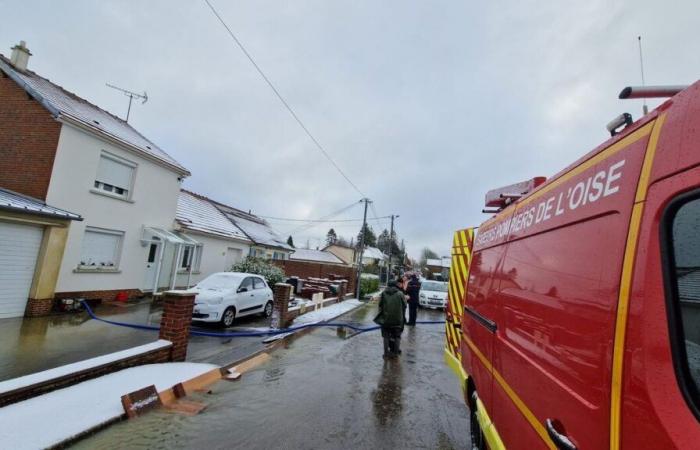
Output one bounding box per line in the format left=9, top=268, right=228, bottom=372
left=197, top=273, right=241, bottom=290
left=422, top=281, right=448, bottom=292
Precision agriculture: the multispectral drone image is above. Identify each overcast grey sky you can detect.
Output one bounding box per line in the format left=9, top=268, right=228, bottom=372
left=2, top=0, right=699, bottom=258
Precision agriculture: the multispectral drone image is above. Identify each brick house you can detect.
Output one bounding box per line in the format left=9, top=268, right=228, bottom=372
left=0, top=41, right=192, bottom=309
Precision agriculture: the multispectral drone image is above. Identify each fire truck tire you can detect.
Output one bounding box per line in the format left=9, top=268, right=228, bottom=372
left=470, top=399, right=486, bottom=450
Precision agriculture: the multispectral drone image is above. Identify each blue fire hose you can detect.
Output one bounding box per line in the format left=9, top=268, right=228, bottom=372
left=80, top=301, right=445, bottom=338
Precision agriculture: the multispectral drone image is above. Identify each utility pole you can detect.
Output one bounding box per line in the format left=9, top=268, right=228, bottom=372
left=387, top=214, right=399, bottom=282
left=355, top=198, right=371, bottom=299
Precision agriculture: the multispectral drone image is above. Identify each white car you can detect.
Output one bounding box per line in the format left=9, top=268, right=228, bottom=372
left=418, top=281, right=448, bottom=309
left=191, top=272, right=273, bottom=327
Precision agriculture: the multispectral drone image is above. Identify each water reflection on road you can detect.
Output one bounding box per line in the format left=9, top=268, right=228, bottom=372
left=75, top=304, right=469, bottom=449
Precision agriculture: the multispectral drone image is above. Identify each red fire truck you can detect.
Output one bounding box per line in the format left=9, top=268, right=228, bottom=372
left=445, top=83, right=700, bottom=449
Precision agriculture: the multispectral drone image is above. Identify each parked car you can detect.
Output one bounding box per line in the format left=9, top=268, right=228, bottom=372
left=190, top=272, right=273, bottom=327
left=419, top=281, right=448, bottom=308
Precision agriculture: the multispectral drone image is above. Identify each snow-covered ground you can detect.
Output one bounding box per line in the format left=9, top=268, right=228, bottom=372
left=262, top=299, right=363, bottom=343
left=0, top=362, right=217, bottom=450
left=0, top=340, right=171, bottom=395
left=292, top=299, right=362, bottom=326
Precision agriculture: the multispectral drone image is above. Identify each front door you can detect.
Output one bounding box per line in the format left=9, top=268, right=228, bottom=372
left=225, top=247, right=242, bottom=271
left=143, top=241, right=161, bottom=291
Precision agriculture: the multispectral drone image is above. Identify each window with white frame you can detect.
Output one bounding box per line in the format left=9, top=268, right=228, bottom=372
left=180, top=245, right=202, bottom=271
left=250, top=248, right=266, bottom=258
left=93, top=152, right=136, bottom=199
left=79, top=227, right=124, bottom=269
left=272, top=251, right=286, bottom=260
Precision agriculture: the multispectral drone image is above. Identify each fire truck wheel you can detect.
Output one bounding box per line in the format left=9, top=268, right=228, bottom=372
left=470, top=404, right=486, bottom=450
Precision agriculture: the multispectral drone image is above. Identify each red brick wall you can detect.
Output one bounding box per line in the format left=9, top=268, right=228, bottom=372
left=0, top=72, right=61, bottom=200
left=54, top=288, right=143, bottom=303
left=272, top=260, right=356, bottom=294
left=24, top=298, right=53, bottom=317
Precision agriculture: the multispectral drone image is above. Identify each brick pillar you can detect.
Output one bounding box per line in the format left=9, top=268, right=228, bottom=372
left=25, top=298, right=54, bottom=317
left=271, top=283, right=292, bottom=329
left=158, top=290, right=196, bottom=362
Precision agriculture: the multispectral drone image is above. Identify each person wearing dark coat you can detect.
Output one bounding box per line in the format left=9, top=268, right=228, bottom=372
left=374, top=280, right=407, bottom=358
left=405, top=274, right=421, bottom=326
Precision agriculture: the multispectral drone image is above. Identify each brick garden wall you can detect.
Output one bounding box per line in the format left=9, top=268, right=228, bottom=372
left=0, top=70, right=61, bottom=200
left=272, top=260, right=356, bottom=294
left=54, top=288, right=144, bottom=304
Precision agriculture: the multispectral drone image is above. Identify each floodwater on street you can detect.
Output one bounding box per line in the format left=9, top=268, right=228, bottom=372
left=0, top=299, right=272, bottom=381
left=75, top=303, right=470, bottom=449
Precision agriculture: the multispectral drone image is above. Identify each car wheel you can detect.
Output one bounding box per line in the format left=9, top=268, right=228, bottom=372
left=220, top=307, right=236, bottom=327
left=262, top=300, right=273, bottom=318
left=470, top=395, right=486, bottom=450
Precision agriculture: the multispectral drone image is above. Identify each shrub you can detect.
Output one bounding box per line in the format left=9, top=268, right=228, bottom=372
left=359, top=275, right=380, bottom=297
left=231, top=256, right=286, bottom=286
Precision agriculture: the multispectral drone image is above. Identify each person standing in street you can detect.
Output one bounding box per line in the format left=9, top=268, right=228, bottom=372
left=405, top=274, right=421, bottom=326
left=374, top=279, right=407, bottom=358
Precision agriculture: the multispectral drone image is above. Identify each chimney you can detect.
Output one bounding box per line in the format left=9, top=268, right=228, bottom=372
left=10, top=41, right=32, bottom=71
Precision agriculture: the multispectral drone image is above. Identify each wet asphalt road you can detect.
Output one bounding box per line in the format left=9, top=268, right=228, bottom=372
left=75, top=303, right=470, bottom=449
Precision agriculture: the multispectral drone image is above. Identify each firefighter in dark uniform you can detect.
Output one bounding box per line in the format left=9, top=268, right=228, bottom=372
left=374, top=279, right=407, bottom=358
left=405, top=274, right=421, bottom=326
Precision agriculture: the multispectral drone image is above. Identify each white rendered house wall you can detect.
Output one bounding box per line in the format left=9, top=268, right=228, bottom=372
left=46, top=123, right=183, bottom=293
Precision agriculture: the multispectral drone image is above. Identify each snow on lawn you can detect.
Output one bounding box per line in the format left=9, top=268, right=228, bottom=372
left=0, top=362, right=218, bottom=450
left=292, top=299, right=363, bottom=326
left=262, top=300, right=362, bottom=343
left=0, top=340, right=171, bottom=395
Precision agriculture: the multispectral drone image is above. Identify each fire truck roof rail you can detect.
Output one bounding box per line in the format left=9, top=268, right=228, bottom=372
left=606, top=112, right=633, bottom=137
left=484, top=177, right=547, bottom=212
left=619, top=85, right=688, bottom=99
left=499, top=193, right=524, bottom=200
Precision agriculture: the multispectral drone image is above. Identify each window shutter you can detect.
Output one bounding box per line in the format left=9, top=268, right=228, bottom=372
left=80, top=229, right=121, bottom=266
left=96, top=155, right=134, bottom=190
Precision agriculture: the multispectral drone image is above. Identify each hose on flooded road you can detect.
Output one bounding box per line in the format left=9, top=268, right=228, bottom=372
left=80, top=300, right=445, bottom=338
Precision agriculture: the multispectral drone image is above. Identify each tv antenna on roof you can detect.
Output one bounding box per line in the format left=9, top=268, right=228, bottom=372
left=106, top=83, right=148, bottom=122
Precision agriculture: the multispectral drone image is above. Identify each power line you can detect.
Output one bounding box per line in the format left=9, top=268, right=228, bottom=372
left=203, top=0, right=366, bottom=198
left=287, top=200, right=362, bottom=236
left=261, top=215, right=392, bottom=223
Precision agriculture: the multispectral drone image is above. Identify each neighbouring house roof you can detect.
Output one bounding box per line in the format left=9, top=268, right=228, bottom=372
left=218, top=205, right=294, bottom=252
left=362, top=246, right=387, bottom=260
left=290, top=248, right=345, bottom=265
left=177, top=189, right=292, bottom=252
left=324, top=242, right=354, bottom=250
left=175, top=190, right=251, bottom=242
left=0, top=55, right=189, bottom=176
left=0, top=187, right=81, bottom=220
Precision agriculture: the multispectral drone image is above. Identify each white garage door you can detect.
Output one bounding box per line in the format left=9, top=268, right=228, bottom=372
left=0, top=221, right=43, bottom=319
